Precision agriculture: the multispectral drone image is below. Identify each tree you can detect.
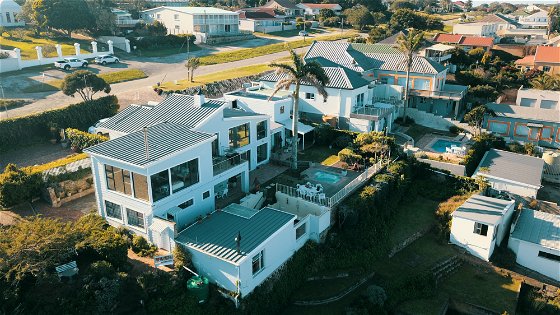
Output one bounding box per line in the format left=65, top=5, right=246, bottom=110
left=440, top=0, right=452, bottom=12
left=391, top=0, right=417, bottom=11
left=268, top=50, right=329, bottom=170
left=87, top=0, right=118, bottom=35
left=185, top=57, right=200, bottom=82
left=344, top=5, right=374, bottom=30
left=531, top=74, right=560, bottom=91
left=464, top=105, right=494, bottom=136
left=465, top=0, right=473, bottom=11
left=367, top=26, right=391, bottom=44
left=40, top=0, right=96, bottom=37
left=61, top=70, right=111, bottom=101
left=389, top=9, right=442, bottom=31
left=548, top=5, right=559, bottom=38
left=397, top=29, right=424, bottom=124
left=319, top=8, right=335, bottom=19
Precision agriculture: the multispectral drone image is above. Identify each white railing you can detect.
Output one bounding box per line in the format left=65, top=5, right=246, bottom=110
left=116, top=19, right=141, bottom=25
left=276, top=159, right=387, bottom=208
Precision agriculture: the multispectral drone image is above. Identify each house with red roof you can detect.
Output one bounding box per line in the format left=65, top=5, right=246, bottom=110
left=237, top=7, right=289, bottom=33
left=433, top=33, right=494, bottom=52
left=515, top=46, right=560, bottom=74
left=261, top=0, right=302, bottom=17
left=297, top=3, right=342, bottom=16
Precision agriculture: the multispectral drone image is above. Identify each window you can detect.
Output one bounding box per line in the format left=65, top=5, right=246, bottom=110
left=133, top=173, right=149, bottom=201
left=380, top=76, right=389, bottom=84
left=225, top=24, right=231, bottom=32
left=296, top=222, right=306, bottom=239
left=538, top=251, right=560, bottom=262
left=257, top=121, right=267, bottom=140
left=473, top=222, right=488, bottom=236
left=305, top=92, right=315, bottom=100
left=280, top=106, right=285, bottom=114
left=178, top=199, right=194, bottom=209
left=105, top=165, right=132, bottom=196
left=252, top=250, right=264, bottom=275
left=543, top=66, right=551, bottom=72
left=257, top=143, right=267, bottom=163
left=126, top=208, right=144, bottom=228
left=6, top=13, right=11, bottom=23
left=151, top=170, right=170, bottom=202
left=212, top=138, right=219, bottom=157
left=105, top=200, right=122, bottom=220
left=203, top=191, right=210, bottom=199
left=170, top=159, right=199, bottom=193
left=229, top=123, right=250, bottom=149
left=356, top=93, right=364, bottom=106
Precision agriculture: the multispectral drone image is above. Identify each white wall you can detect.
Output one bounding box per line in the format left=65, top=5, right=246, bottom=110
left=450, top=216, right=496, bottom=261
left=478, top=175, right=540, bottom=198
left=509, top=239, right=560, bottom=281
left=225, top=92, right=292, bottom=123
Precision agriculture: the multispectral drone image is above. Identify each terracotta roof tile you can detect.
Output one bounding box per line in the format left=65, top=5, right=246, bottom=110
left=434, top=33, right=463, bottom=44
left=459, top=36, right=494, bottom=47
left=534, top=46, right=560, bottom=64
left=299, top=3, right=340, bottom=9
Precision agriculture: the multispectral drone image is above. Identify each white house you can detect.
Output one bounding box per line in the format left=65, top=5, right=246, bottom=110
left=296, top=3, right=342, bottom=16
left=453, top=14, right=519, bottom=37
left=519, top=8, right=548, bottom=29
left=450, top=195, right=515, bottom=261
left=140, top=6, right=239, bottom=39
left=175, top=204, right=310, bottom=298
left=0, top=0, right=24, bottom=27
left=472, top=149, right=545, bottom=198
left=509, top=209, right=560, bottom=281
left=237, top=7, right=287, bottom=33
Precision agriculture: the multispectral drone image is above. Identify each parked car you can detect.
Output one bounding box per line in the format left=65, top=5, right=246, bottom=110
left=95, top=54, right=120, bottom=65
left=54, top=58, right=88, bottom=70
left=299, top=30, right=308, bottom=37
left=88, top=118, right=110, bottom=135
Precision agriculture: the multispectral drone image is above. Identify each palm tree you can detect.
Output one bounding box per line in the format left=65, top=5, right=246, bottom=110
left=185, top=57, right=200, bottom=82
left=268, top=49, right=330, bottom=170
left=531, top=74, right=560, bottom=91
left=548, top=6, right=559, bottom=39
left=397, top=29, right=424, bottom=124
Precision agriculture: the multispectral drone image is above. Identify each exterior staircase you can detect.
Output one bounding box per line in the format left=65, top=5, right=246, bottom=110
left=431, top=255, right=463, bottom=286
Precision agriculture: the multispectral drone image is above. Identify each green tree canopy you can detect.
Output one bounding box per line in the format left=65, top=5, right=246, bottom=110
left=38, top=0, right=96, bottom=37
left=343, top=5, right=374, bottom=30
left=61, top=70, right=111, bottom=101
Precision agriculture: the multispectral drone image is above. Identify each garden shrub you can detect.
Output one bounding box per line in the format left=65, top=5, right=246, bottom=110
left=0, top=95, right=118, bottom=152
left=131, top=235, right=158, bottom=257
left=314, top=124, right=358, bottom=147
left=435, top=194, right=472, bottom=240
left=449, top=125, right=463, bottom=134
left=127, top=34, right=195, bottom=50
left=338, top=148, right=362, bottom=164
left=65, top=128, right=108, bottom=152
left=461, top=133, right=505, bottom=176
left=0, top=164, right=44, bottom=208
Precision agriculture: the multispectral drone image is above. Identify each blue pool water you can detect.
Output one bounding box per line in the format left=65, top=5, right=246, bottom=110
left=431, top=139, right=462, bottom=153
left=314, top=171, right=341, bottom=184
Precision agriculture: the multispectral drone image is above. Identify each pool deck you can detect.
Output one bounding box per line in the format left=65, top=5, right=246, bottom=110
left=300, top=165, right=360, bottom=197
left=418, top=134, right=469, bottom=154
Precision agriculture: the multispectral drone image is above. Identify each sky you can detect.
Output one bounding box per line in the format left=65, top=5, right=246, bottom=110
left=472, top=0, right=559, bottom=4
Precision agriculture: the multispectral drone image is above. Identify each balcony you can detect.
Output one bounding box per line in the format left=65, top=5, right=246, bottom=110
left=116, top=19, right=142, bottom=26
left=212, top=154, right=247, bottom=176
left=409, top=89, right=465, bottom=101
left=350, top=106, right=394, bottom=121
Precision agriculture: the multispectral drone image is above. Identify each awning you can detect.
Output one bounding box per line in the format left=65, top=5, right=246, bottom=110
left=426, top=43, right=455, bottom=52
left=150, top=216, right=175, bottom=233
left=279, top=119, right=315, bottom=134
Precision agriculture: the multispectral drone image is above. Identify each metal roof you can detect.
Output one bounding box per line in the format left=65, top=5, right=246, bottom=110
left=452, top=195, right=514, bottom=225
left=85, top=122, right=215, bottom=166
left=476, top=149, right=545, bottom=187
left=487, top=103, right=560, bottom=124
left=511, top=209, right=560, bottom=251
left=142, top=6, right=238, bottom=14
left=223, top=108, right=267, bottom=118
left=365, top=53, right=446, bottom=74
left=175, top=205, right=295, bottom=264
left=260, top=66, right=369, bottom=90
left=98, top=94, right=224, bottom=134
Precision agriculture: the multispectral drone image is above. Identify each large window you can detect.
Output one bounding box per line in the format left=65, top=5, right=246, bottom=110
left=133, top=173, right=149, bottom=201
left=538, top=251, right=560, bottom=262
left=356, top=93, right=365, bottom=106
left=257, top=121, right=267, bottom=140
left=305, top=92, right=315, bottom=100
left=252, top=250, right=264, bottom=275
left=151, top=170, right=170, bottom=202
left=170, top=159, right=199, bottom=193
left=229, top=123, right=250, bottom=149
left=257, top=143, right=267, bottom=163
left=126, top=208, right=144, bottom=228
left=473, top=222, right=488, bottom=236
left=105, top=200, right=122, bottom=220
left=105, top=165, right=132, bottom=196
left=296, top=222, right=306, bottom=239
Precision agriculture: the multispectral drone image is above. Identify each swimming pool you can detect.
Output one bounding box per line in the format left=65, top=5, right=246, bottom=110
left=431, top=139, right=462, bottom=153
left=313, top=171, right=341, bottom=184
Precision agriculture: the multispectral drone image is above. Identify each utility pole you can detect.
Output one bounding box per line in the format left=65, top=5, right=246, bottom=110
left=341, top=17, right=344, bottom=33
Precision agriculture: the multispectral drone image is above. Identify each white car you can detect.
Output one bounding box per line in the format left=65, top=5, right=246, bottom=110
left=88, top=118, right=110, bottom=135
left=95, top=54, right=120, bottom=65
left=54, top=58, right=88, bottom=70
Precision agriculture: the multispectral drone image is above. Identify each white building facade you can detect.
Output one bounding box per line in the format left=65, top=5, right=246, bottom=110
left=0, top=0, right=24, bottom=27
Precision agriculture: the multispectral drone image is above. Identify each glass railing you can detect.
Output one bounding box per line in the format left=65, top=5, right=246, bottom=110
left=212, top=155, right=247, bottom=176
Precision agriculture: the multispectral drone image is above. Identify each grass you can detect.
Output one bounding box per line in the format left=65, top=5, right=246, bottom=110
left=0, top=99, right=31, bottom=110
left=134, top=44, right=201, bottom=58
left=0, top=35, right=94, bottom=60
left=22, top=69, right=147, bottom=93
left=254, top=28, right=321, bottom=38
left=388, top=196, right=439, bottom=246
left=290, top=274, right=363, bottom=301
left=443, top=25, right=453, bottom=33
left=432, top=13, right=463, bottom=21
left=298, top=145, right=340, bottom=166
left=158, top=64, right=271, bottom=90
left=198, top=32, right=356, bottom=65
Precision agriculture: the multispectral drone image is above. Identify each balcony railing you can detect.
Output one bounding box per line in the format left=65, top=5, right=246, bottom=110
left=212, top=155, right=247, bottom=176
left=116, top=19, right=141, bottom=25
left=409, top=89, right=465, bottom=100
left=350, top=106, right=394, bottom=120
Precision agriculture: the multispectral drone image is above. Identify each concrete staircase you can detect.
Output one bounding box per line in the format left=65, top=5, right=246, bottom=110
left=431, top=255, right=463, bottom=286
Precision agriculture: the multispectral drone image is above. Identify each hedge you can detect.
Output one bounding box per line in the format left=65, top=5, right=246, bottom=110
left=127, top=34, right=195, bottom=50
left=0, top=164, right=43, bottom=208
left=66, top=128, right=108, bottom=152
left=0, top=95, right=118, bottom=152
left=460, top=133, right=505, bottom=176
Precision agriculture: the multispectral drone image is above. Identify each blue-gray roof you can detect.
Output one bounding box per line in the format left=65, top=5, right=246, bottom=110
left=260, top=66, right=369, bottom=90
left=511, top=209, right=559, bottom=251
left=223, top=108, right=267, bottom=118
left=452, top=194, right=513, bottom=225
left=476, top=149, right=544, bottom=187
left=175, top=205, right=295, bottom=264
left=98, top=94, right=224, bottom=134
left=85, top=122, right=215, bottom=166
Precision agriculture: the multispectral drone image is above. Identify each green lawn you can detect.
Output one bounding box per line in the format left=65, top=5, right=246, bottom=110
left=133, top=44, right=201, bottom=57
left=22, top=69, right=147, bottom=93
left=0, top=35, right=97, bottom=60
left=198, top=32, right=356, bottom=66
left=254, top=28, right=321, bottom=38
left=388, top=196, right=439, bottom=247
left=290, top=274, right=363, bottom=301
left=298, top=145, right=340, bottom=166
left=0, top=99, right=31, bottom=110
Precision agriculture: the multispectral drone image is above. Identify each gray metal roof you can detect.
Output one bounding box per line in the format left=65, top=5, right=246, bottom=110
left=452, top=194, right=513, bottom=225
left=85, top=122, right=215, bottom=166
left=260, top=66, right=369, bottom=90
left=365, top=53, right=446, bottom=74
left=511, top=209, right=560, bottom=251
left=487, top=103, right=560, bottom=124
left=175, top=205, right=295, bottom=264
left=476, top=149, right=544, bottom=187
left=98, top=94, right=224, bottom=134
left=223, top=108, right=267, bottom=118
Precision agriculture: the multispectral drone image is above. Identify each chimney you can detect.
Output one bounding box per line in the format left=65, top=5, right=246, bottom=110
left=234, top=231, right=242, bottom=254
left=143, top=126, right=149, bottom=160
left=193, top=91, right=205, bottom=108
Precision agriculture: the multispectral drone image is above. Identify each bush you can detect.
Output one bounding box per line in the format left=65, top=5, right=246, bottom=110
left=435, top=194, right=472, bottom=240
left=0, top=164, right=44, bottom=208
left=338, top=148, right=362, bottom=164
left=322, top=16, right=341, bottom=27
left=449, top=125, right=463, bottom=134
left=128, top=34, right=195, bottom=50
left=0, top=96, right=118, bottom=152
left=0, top=51, right=10, bottom=59
left=461, top=133, right=505, bottom=176
left=131, top=235, right=158, bottom=257
left=65, top=128, right=107, bottom=152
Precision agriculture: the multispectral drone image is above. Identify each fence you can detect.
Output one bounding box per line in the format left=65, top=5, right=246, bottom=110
left=212, top=155, right=247, bottom=176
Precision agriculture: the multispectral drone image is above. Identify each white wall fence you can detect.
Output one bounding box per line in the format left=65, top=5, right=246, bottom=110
left=97, top=36, right=131, bottom=53
left=0, top=40, right=118, bottom=74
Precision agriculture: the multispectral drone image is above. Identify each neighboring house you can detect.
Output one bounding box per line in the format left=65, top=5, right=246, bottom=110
left=545, top=35, right=560, bottom=47
left=453, top=14, right=519, bottom=37
left=518, top=8, right=548, bottom=29
left=421, top=43, right=455, bottom=65
left=0, top=0, right=24, bottom=27
left=175, top=204, right=309, bottom=297
left=472, top=149, right=545, bottom=198
left=452, top=1, right=466, bottom=12
left=261, top=0, right=302, bottom=18
left=434, top=33, right=494, bottom=51
left=300, top=41, right=467, bottom=119
left=497, top=28, right=548, bottom=45
left=377, top=30, right=409, bottom=46
left=141, top=6, right=239, bottom=38
left=515, top=46, right=560, bottom=74
left=296, top=3, right=342, bottom=16
left=486, top=88, right=560, bottom=149
left=112, top=8, right=141, bottom=27
left=237, top=8, right=286, bottom=33
left=146, top=0, right=191, bottom=6
left=450, top=195, right=515, bottom=261
left=509, top=209, right=560, bottom=282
